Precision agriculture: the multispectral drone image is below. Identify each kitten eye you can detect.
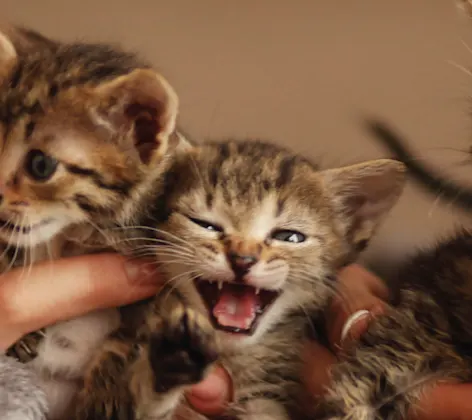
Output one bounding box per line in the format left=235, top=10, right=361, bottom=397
left=24, top=149, right=58, bottom=181
left=271, top=229, right=306, bottom=243
left=188, top=217, right=224, bottom=233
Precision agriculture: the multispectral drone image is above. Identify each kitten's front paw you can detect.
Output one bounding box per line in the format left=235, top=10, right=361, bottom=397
left=149, top=304, right=218, bottom=393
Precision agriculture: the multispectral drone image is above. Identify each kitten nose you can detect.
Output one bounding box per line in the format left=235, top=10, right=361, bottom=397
left=228, top=252, right=258, bottom=276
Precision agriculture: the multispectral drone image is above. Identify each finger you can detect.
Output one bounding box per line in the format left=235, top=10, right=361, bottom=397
left=410, top=383, right=472, bottom=420
left=302, top=341, right=337, bottom=398
left=0, top=253, right=160, bottom=345
left=329, top=298, right=386, bottom=351
left=186, top=366, right=233, bottom=416
left=337, top=264, right=389, bottom=300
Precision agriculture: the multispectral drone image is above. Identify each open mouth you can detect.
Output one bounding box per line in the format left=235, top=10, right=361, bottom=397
left=0, top=218, right=53, bottom=234
left=194, top=278, right=281, bottom=335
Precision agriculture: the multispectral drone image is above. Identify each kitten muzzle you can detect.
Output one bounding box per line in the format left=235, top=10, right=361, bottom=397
left=0, top=217, right=53, bottom=233
left=194, top=279, right=280, bottom=335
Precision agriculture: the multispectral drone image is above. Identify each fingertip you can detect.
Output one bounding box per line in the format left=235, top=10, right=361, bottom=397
left=0, top=253, right=161, bottom=338
left=410, top=382, right=472, bottom=420
left=303, top=341, right=337, bottom=397
left=186, top=366, right=233, bottom=416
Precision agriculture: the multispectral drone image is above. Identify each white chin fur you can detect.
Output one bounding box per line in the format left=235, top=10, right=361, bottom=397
left=0, top=219, right=68, bottom=247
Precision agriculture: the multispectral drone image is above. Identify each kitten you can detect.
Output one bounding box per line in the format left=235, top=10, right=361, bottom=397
left=71, top=140, right=406, bottom=420
left=0, top=25, right=187, bottom=419
left=311, top=121, right=472, bottom=419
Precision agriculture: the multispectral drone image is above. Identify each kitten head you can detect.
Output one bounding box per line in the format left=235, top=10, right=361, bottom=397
left=155, top=140, right=406, bottom=346
left=0, top=27, right=180, bottom=247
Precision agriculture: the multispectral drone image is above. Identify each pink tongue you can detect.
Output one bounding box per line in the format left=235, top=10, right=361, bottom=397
left=213, top=288, right=259, bottom=330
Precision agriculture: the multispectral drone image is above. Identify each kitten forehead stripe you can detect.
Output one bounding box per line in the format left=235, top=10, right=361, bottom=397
left=276, top=155, right=296, bottom=188
left=65, top=164, right=133, bottom=195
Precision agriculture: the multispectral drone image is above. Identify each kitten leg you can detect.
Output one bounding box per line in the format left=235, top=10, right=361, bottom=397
left=318, top=298, right=468, bottom=420
left=72, top=337, right=137, bottom=420
left=132, top=299, right=218, bottom=420
left=73, top=297, right=218, bottom=420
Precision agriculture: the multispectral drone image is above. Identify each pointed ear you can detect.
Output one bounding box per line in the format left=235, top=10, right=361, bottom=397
left=321, top=159, right=406, bottom=252
left=94, top=69, right=179, bottom=165
left=0, top=31, right=18, bottom=83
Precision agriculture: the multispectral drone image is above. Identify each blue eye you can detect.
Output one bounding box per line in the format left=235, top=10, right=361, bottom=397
left=188, top=217, right=224, bottom=233
left=271, top=229, right=306, bottom=243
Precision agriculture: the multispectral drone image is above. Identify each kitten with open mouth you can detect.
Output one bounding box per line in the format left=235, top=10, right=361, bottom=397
left=74, top=140, right=406, bottom=420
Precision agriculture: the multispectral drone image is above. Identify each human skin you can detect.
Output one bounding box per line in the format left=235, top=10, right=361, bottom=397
left=2, top=259, right=470, bottom=419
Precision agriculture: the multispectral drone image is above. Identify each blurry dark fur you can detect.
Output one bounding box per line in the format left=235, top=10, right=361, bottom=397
left=365, top=119, right=472, bottom=211
left=72, top=140, right=405, bottom=420
left=0, top=25, right=189, bottom=420
left=317, top=229, right=472, bottom=420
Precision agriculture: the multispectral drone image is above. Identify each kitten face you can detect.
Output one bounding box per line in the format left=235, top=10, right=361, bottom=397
left=155, top=141, right=406, bottom=346
left=0, top=28, right=179, bottom=247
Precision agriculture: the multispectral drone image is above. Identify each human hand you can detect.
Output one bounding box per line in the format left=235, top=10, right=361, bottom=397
left=305, top=264, right=472, bottom=420
left=0, top=253, right=233, bottom=416
left=0, top=253, right=161, bottom=350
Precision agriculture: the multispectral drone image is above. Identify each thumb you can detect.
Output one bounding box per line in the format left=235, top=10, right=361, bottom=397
left=410, top=383, right=472, bottom=420
left=186, top=366, right=233, bottom=416
left=0, top=253, right=160, bottom=348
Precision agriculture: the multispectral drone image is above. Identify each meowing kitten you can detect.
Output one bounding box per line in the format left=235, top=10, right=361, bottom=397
left=0, top=25, right=188, bottom=419
left=310, top=120, right=472, bottom=419
left=71, top=140, right=406, bottom=420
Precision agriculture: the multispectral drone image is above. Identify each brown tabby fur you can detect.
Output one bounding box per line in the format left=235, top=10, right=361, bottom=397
left=71, top=140, right=406, bottom=420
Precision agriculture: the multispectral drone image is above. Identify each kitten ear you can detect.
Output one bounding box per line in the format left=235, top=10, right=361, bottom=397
left=0, top=31, right=18, bottom=82
left=321, top=159, right=406, bottom=251
left=94, top=69, right=179, bottom=165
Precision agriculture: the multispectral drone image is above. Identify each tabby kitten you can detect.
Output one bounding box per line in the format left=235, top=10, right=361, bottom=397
left=311, top=121, right=472, bottom=419
left=72, top=140, right=406, bottom=420
left=0, top=25, right=186, bottom=419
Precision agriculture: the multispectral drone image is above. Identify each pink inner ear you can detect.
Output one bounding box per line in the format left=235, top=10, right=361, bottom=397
left=344, top=194, right=367, bottom=217
left=125, top=102, right=163, bottom=164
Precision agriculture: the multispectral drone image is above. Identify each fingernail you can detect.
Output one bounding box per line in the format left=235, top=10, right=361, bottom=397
left=124, top=259, right=158, bottom=285
left=340, top=310, right=371, bottom=344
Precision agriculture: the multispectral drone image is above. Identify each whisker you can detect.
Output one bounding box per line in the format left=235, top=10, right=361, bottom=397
left=447, top=59, right=472, bottom=78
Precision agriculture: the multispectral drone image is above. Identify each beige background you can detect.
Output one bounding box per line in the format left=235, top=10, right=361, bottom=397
left=3, top=0, right=472, bottom=275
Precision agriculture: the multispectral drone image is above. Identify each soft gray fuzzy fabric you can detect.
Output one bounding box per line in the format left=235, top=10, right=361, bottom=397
left=0, top=354, right=48, bottom=420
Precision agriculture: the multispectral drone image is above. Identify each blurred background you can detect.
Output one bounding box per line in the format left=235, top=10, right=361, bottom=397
left=3, top=0, right=472, bottom=277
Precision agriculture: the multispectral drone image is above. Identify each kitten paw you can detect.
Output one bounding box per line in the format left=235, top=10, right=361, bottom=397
left=73, top=341, right=136, bottom=420
left=149, top=304, right=218, bottom=393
